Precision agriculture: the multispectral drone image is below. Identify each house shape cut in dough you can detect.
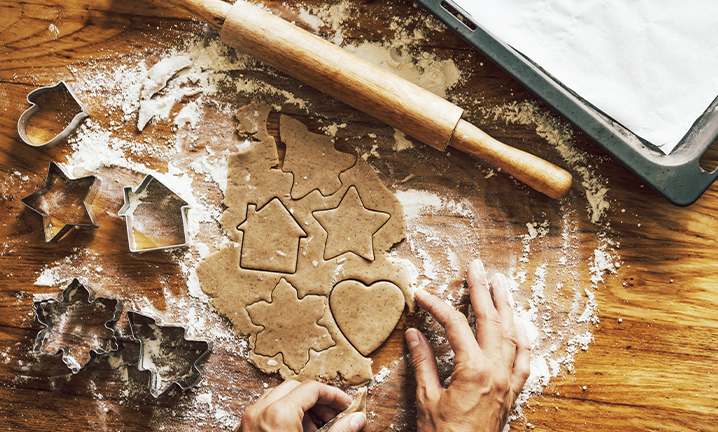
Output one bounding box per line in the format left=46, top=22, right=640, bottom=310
left=238, top=198, right=307, bottom=273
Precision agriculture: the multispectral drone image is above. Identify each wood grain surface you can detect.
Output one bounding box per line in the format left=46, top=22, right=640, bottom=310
left=2, top=1, right=718, bottom=431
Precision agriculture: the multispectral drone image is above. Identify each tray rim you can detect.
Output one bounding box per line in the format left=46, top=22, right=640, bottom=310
left=418, top=0, right=718, bottom=206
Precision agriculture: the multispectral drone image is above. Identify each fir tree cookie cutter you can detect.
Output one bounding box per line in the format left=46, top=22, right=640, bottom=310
left=118, top=175, right=191, bottom=252
left=33, top=279, right=123, bottom=374
left=126, top=311, right=213, bottom=398
left=17, top=81, right=89, bottom=148
left=21, top=162, right=101, bottom=242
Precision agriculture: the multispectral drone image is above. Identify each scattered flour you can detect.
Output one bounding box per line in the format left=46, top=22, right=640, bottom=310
left=393, top=129, right=414, bottom=152
left=346, top=42, right=461, bottom=99
left=140, top=56, right=192, bottom=100
left=393, top=190, right=443, bottom=219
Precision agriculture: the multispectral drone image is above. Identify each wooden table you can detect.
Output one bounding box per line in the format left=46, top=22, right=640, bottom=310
left=2, top=1, right=717, bottom=430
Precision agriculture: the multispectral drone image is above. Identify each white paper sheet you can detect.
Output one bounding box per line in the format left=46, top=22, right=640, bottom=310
left=453, top=0, right=718, bottom=154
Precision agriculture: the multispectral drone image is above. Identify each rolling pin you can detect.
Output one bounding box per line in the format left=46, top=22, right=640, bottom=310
left=169, top=0, right=573, bottom=199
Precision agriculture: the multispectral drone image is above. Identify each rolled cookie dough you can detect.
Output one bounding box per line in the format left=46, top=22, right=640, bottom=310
left=196, top=102, right=413, bottom=384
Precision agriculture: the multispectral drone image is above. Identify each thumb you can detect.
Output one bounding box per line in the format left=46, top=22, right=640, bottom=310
left=327, top=412, right=366, bottom=432
left=405, top=328, right=441, bottom=398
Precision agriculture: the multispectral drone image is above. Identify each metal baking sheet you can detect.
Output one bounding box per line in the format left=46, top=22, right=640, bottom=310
left=418, top=0, right=718, bottom=205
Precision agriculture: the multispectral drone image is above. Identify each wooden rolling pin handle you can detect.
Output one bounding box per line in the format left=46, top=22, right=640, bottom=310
left=449, top=120, right=573, bottom=199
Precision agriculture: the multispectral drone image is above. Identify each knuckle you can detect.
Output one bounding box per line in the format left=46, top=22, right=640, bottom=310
left=446, top=310, right=469, bottom=329
left=494, top=372, right=511, bottom=394
left=503, top=328, right=519, bottom=346
left=298, top=379, right=317, bottom=391
left=240, top=407, right=261, bottom=428
left=264, top=403, right=284, bottom=420
left=456, top=361, right=489, bottom=382
left=486, top=309, right=502, bottom=327
left=415, top=386, right=435, bottom=412
left=474, top=303, right=501, bottom=324
left=410, top=347, right=432, bottom=369
left=517, top=363, right=531, bottom=382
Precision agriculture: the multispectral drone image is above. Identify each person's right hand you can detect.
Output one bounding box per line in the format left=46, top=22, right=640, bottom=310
left=405, top=259, right=532, bottom=432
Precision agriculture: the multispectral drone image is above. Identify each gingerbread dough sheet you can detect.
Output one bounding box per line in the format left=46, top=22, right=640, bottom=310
left=197, top=102, right=412, bottom=384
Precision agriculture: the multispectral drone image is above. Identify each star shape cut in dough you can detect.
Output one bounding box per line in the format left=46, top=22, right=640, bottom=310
left=313, top=186, right=390, bottom=261
left=21, top=162, right=100, bottom=242
left=247, top=279, right=334, bottom=372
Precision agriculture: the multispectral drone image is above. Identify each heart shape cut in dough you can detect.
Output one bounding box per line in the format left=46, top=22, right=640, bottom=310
left=329, top=280, right=405, bottom=356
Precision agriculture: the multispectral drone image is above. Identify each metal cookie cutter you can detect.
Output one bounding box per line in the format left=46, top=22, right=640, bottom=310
left=18, top=81, right=89, bottom=148
left=21, top=162, right=101, bottom=242
left=118, top=175, right=191, bottom=252
left=34, top=279, right=123, bottom=374
left=126, top=311, right=213, bottom=398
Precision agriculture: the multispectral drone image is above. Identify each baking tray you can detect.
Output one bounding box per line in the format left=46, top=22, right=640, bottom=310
left=418, top=0, right=718, bottom=206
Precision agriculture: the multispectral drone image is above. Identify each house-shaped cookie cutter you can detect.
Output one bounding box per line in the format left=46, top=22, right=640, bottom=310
left=33, top=279, right=123, bottom=373
left=118, top=174, right=191, bottom=252
left=18, top=81, right=89, bottom=148
left=21, top=162, right=101, bottom=242
left=126, top=311, right=213, bottom=398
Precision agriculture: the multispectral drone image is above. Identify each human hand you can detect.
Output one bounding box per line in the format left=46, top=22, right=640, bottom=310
left=406, top=259, right=532, bottom=432
left=236, top=379, right=366, bottom=432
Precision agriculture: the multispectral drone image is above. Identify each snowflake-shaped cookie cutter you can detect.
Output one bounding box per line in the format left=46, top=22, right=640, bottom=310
left=126, top=311, right=213, bottom=398
left=33, top=279, right=123, bottom=373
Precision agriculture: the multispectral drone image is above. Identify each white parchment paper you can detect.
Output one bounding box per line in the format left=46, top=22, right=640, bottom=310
left=454, top=0, right=718, bottom=153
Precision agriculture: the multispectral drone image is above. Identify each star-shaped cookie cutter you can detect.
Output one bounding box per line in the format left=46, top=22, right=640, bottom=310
left=33, top=279, right=123, bottom=374
left=21, top=162, right=101, bottom=242
left=126, top=311, right=213, bottom=398
left=18, top=81, right=90, bottom=148
left=118, top=175, right=191, bottom=252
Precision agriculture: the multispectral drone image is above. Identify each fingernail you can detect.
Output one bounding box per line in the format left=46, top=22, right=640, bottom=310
left=472, top=259, right=485, bottom=275
left=414, top=289, right=428, bottom=307
left=490, top=273, right=506, bottom=290
left=405, top=328, right=420, bottom=349
left=349, top=412, right=366, bottom=431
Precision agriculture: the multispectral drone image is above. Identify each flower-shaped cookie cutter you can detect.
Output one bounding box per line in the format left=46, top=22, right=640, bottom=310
left=17, top=81, right=89, bottom=148
left=126, top=311, right=213, bottom=398
left=21, top=162, right=101, bottom=242
left=33, top=279, right=123, bottom=373
left=118, top=175, right=191, bottom=252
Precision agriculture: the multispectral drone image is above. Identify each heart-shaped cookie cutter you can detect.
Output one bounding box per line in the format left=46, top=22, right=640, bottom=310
left=17, top=81, right=89, bottom=148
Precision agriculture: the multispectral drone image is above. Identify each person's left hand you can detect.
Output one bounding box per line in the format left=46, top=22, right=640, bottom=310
left=236, top=379, right=366, bottom=432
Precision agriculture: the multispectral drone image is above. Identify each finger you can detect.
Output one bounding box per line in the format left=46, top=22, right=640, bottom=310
left=283, top=380, right=353, bottom=414
left=328, top=412, right=366, bottom=432
left=489, top=273, right=519, bottom=370
left=405, top=328, right=441, bottom=399
left=510, top=321, right=532, bottom=396
left=467, top=260, right=503, bottom=359
left=303, top=414, right=319, bottom=431
left=311, top=404, right=343, bottom=423
left=414, top=289, right=480, bottom=364
left=257, top=379, right=301, bottom=406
